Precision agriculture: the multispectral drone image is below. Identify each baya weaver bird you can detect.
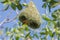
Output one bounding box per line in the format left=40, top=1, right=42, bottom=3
left=18, top=1, right=41, bottom=29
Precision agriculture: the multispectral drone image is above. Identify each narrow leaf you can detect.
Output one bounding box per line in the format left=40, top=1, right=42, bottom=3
left=17, top=4, right=22, bottom=10
left=11, top=3, right=16, bottom=10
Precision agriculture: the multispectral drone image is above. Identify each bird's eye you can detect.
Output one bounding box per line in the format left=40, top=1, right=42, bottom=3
left=21, top=16, right=26, bottom=20
left=19, top=15, right=27, bottom=21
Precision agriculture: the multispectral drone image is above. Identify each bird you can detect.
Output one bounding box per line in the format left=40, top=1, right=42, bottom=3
left=18, top=1, right=41, bottom=29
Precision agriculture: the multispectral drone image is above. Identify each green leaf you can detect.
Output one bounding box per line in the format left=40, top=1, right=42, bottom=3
left=11, top=3, right=16, bottom=10
left=18, top=27, right=23, bottom=32
left=15, top=36, right=19, bottom=40
left=33, top=33, right=39, bottom=38
left=25, top=32, right=30, bottom=38
left=13, top=28, right=16, bottom=32
left=22, top=24, right=28, bottom=29
left=56, top=20, right=60, bottom=27
left=52, top=9, right=60, bottom=19
left=49, top=0, right=58, bottom=8
left=25, top=27, right=29, bottom=31
left=40, top=32, right=46, bottom=35
left=42, top=0, right=51, bottom=2
left=52, top=13, right=57, bottom=19
left=17, top=4, right=22, bottom=10
left=48, top=5, right=51, bottom=12
left=10, top=34, right=13, bottom=39
left=15, top=0, right=20, bottom=4
left=42, top=3, right=47, bottom=8
left=6, top=31, right=11, bottom=36
left=42, top=14, right=51, bottom=21
left=22, top=3, right=28, bottom=6
left=49, top=29, right=53, bottom=37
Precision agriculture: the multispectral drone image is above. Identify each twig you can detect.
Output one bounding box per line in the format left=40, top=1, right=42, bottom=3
left=0, top=19, right=6, bottom=26
left=0, top=10, right=19, bottom=27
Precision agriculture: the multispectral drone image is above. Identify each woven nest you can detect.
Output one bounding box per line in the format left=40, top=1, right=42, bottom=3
left=19, top=1, right=41, bottom=29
